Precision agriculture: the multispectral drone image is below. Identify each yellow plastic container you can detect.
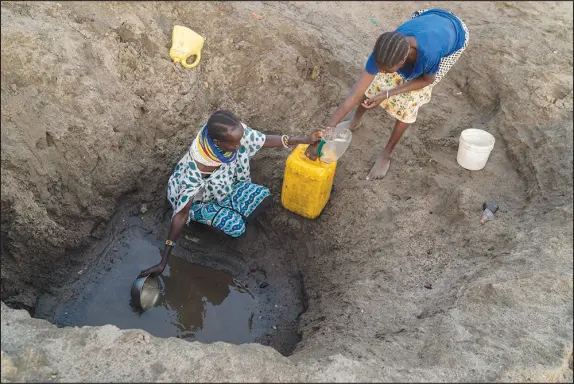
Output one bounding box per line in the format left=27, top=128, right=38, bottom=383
left=281, top=144, right=337, bottom=219
left=169, top=25, right=205, bottom=69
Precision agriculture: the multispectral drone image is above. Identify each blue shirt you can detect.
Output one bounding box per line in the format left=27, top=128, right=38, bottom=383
left=365, top=9, right=466, bottom=80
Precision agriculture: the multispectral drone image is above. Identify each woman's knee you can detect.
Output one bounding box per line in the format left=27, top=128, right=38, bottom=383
left=246, top=195, right=272, bottom=224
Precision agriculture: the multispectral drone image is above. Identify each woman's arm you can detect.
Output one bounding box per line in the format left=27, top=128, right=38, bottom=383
left=304, top=70, right=374, bottom=160
left=362, top=73, right=436, bottom=109
left=137, top=201, right=192, bottom=278
left=263, top=134, right=320, bottom=148
left=388, top=73, right=436, bottom=97
left=326, top=70, right=376, bottom=127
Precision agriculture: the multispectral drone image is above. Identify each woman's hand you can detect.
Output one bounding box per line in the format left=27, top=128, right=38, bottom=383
left=304, top=128, right=329, bottom=160
left=361, top=93, right=388, bottom=109
left=137, top=262, right=166, bottom=279
left=304, top=142, right=319, bottom=160
left=310, top=129, right=324, bottom=142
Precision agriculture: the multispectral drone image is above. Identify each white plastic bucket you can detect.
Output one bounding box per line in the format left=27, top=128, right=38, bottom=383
left=456, top=129, right=495, bottom=171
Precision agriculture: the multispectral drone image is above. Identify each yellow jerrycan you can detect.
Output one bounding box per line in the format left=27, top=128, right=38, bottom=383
left=281, top=144, right=337, bottom=219
left=169, top=25, right=205, bottom=69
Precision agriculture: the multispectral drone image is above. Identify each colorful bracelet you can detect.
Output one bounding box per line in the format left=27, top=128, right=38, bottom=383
left=165, top=240, right=176, bottom=247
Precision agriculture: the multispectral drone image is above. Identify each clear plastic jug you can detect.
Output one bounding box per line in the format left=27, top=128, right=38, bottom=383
left=169, top=25, right=205, bottom=69
left=317, top=121, right=353, bottom=164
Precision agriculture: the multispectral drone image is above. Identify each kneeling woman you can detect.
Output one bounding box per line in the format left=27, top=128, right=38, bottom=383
left=138, top=110, right=321, bottom=278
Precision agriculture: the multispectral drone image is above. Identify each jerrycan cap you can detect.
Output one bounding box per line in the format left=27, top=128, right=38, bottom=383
left=317, top=139, right=327, bottom=158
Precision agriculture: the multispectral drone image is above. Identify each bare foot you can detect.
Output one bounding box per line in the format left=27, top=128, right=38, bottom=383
left=366, top=156, right=391, bottom=181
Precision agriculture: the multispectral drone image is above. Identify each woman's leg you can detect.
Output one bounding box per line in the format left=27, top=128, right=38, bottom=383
left=190, top=201, right=246, bottom=238
left=245, top=195, right=272, bottom=225
left=349, top=96, right=369, bottom=131
left=219, top=181, right=271, bottom=228
left=366, top=119, right=410, bottom=181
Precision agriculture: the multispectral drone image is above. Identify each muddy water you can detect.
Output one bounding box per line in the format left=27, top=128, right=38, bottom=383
left=49, top=232, right=258, bottom=343
left=35, top=205, right=303, bottom=354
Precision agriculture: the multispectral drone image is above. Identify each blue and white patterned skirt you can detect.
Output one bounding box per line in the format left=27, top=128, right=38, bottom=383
left=190, top=181, right=271, bottom=238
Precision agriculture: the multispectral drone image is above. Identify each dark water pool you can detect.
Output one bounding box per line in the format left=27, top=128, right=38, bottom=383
left=45, top=232, right=260, bottom=343
left=34, top=209, right=302, bottom=353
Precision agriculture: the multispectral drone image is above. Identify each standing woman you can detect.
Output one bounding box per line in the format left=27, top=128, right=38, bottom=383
left=306, top=9, right=469, bottom=180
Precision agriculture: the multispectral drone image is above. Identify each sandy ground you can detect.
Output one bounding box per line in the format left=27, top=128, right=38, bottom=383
left=1, top=1, right=573, bottom=382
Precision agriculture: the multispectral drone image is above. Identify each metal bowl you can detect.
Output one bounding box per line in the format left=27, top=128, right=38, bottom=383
left=130, top=275, right=161, bottom=311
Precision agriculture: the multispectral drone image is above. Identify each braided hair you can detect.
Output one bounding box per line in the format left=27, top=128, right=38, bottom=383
left=372, top=31, right=410, bottom=69
left=206, top=110, right=242, bottom=141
